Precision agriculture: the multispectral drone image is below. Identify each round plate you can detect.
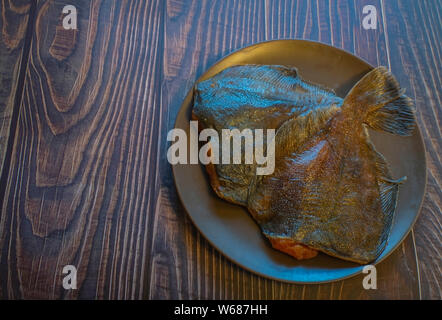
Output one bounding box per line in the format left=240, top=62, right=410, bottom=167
left=172, top=40, right=427, bottom=283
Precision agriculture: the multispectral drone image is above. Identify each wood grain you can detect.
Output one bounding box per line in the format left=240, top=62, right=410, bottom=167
left=0, top=0, right=32, bottom=178
left=382, top=0, right=441, bottom=299
left=0, top=0, right=164, bottom=299
left=0, top=0, right=439, bottom=299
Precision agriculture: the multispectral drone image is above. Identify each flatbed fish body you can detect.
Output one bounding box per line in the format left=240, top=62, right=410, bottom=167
left=193, top=65, right=342, bottom=206
left=248, top=67, right=415, bottom=263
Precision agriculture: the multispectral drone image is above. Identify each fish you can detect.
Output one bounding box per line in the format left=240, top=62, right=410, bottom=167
left=248, top=67, right=415, bottom=264
left=192, top=64, right=342, bottom=206
left=192, top=64, right=415, bottom=264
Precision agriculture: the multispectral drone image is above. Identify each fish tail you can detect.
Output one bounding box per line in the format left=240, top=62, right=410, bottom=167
left=342, top=66, right=416, bottom=136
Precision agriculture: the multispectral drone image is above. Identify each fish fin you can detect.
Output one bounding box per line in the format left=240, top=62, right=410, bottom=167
left=343, top=66, right=416, bottom=136
left=377, top=179, right=401, bottom=247
left=371, top=148, right=403, bottom=253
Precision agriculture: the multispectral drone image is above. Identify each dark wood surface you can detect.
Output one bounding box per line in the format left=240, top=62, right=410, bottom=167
left=0, top=0, right=440, bottom=299
left=0, top=0, right=32, bottom=178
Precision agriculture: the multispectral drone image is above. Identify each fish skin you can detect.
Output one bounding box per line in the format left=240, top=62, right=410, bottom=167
left=248, top=67, right=415, bottom=264
left=193, top=64, right=342, bottom=206
left=249, top=113, right=389, bottom=263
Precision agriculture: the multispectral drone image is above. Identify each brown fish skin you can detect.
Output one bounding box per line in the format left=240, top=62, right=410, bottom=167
left=248, top=67, right=415, bottom=264
left=247, top=106, right=340, bottom=260
left=250, top=113, right=387, bottom=263
left=193, top=64, right=342, bottom=206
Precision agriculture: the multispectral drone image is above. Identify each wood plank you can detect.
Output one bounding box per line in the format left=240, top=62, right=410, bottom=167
left=271, top=0, right=420, bottom=300
left=158, top=0, right=420, bottom=299
left=0, top=0, right=32, bottom=180
left=156, top=0, right=269, bottom=300
left=0, top=0, right=164, bottom=299
left=290, top=0, right=420, bottom=300
left=383, top=0, right=441, bottom=300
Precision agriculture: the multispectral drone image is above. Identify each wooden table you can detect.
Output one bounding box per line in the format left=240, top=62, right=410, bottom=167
left=0, top=0, right=440, bottom=299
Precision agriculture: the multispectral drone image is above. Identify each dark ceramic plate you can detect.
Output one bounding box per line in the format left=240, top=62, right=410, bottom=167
left=172, top=40, right=426, bottom=283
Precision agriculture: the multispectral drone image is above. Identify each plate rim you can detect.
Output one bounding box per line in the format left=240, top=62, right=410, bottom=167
left=171, top=39, right=428, bottom=284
